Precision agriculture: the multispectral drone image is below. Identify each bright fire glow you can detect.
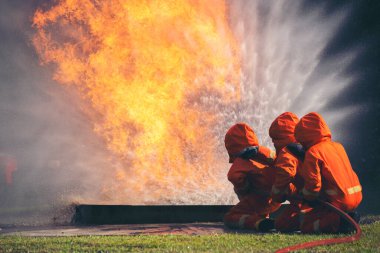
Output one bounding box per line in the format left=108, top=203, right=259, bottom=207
left=32, top=0, right=241, bottom=204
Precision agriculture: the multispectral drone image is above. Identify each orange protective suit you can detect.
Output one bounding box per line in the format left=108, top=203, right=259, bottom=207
left=268, top=112, right=306, bottom=232
left=224, top=123, right=280, bottom=230
left=295, top=112, right=362, bottom=233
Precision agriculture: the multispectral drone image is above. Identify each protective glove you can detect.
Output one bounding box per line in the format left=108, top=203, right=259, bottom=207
left=286, top=143, right=305, bottom=161
left=238, top=146, right=259, bottom=160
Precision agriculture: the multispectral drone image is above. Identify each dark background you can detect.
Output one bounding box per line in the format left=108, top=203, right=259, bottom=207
left=302, top=0, right=380, bottom=214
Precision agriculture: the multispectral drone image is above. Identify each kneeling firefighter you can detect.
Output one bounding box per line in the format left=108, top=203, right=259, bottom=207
left=268, top=112, right=309, bottom=232
left=224, top=123, right=280, bottom=231
left=295, top=112, right=362, bottom=233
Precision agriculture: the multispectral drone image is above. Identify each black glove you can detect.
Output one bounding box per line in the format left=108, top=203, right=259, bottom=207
left=238, top=146, right=259, bottom=160
left=287, top=143, right=305, bottom=161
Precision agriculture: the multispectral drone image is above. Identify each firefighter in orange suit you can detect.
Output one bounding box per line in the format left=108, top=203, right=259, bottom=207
left=268, top=112, right=308, bottom=232
left=295, top=112, right=362, bottom=233
left=224, top=123, right=280, bottom=231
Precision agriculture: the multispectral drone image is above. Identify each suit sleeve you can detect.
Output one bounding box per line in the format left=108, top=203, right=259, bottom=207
left=256, top=146, right=276, bottom=165
left=227, top=161, right=251, bottom=196
left=300, top=149, right=322, bottom=201
left=272, top=150, right=298, bottom=202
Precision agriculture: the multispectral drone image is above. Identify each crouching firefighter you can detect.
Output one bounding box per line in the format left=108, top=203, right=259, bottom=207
left=295, top=112, right=362, bottom=233
left=268, top=112, right=309, bottom=232
left=224, top=123, right=280, bottom=231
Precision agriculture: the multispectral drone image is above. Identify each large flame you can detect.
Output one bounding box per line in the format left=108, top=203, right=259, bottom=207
left=32, top=0, right=241, bottom=204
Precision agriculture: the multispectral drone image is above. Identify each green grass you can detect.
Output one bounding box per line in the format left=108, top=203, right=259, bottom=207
left=1, top=222, right=379, bottom=253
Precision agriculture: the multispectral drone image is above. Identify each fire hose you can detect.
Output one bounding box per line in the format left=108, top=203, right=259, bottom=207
left=274, top=199, right=362, bottom=253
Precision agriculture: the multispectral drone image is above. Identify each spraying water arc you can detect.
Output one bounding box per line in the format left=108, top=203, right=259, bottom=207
left=225, top=0, right=358, bottom=145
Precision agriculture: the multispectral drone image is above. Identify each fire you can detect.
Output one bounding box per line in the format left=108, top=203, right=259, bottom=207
left=32, top=0, right=241, bottom=204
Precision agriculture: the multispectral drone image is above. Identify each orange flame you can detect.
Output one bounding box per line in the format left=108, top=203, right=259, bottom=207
left=32, top=0, right=241, bottom=204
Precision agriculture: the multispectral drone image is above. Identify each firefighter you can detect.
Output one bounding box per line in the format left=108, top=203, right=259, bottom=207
left=268, top=112, right=308, bottom=232
left=295, top=112, right=362, bottom=233
left=223, top=123, right=280, bottom=231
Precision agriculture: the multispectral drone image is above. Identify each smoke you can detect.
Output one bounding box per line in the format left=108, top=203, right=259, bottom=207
left=0, top=1, right=119, bottom=225
left=0, top=0, right=377, bottom=225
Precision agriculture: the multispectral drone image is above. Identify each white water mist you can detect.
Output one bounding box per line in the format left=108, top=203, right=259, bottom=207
left=221, top=0, right=358, bottom=146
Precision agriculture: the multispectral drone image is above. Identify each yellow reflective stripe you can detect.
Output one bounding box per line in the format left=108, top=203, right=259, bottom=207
left=238, top=215, right=249, bottom=228
left=302, top=188, right=319, bottom=197
left=313, top=220, right=320, bottom=232
left=325, top=189, right=338, bottom=195
left=347, top=185, right=362, bottom=195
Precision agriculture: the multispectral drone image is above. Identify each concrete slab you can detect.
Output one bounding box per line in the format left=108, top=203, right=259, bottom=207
left=73, top=205, right=234, bottom=225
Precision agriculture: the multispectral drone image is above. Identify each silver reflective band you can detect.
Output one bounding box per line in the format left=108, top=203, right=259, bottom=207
left=325, top=189, right=338, bottom=195
left=238, top=215, right=249, bottom=228
left=347, top=185, right=362, bottom=195
left=302, top=188, right=319, bottom=197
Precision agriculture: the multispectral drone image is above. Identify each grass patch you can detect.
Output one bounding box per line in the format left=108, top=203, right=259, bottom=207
left=1, top=222, right=379, bottom=252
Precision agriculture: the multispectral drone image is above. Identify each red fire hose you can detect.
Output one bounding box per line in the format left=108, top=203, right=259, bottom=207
left=275, top=199, right=362, bottom=253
